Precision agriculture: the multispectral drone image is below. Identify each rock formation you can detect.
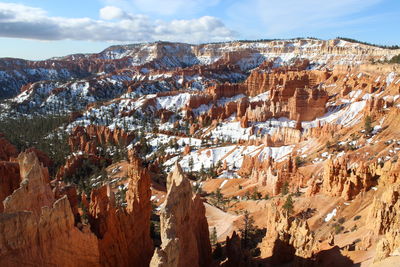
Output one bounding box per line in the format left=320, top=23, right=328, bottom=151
left=239, top=71, right=329, bottom=124
left=89, top=152, right=153, bottom=266
left=270, top=127, right=302, bottom=146
left=3, top=152, right=54, bottom=216
left=0, top=161, right=20, bottom=212
left=239, top=156, right=303, bottom=196
left=0, top=150, right=155, bottom=266
left=68, top=125, right=134, bottom=154
left=321, top=158, right=376, bottom=200
left=87, top=153, right=153, bottom=267
left=24, top=147, right=54, bottom=169
left=368, top=185, right=400, bottom=261
left=206, top=82, right=245, bottom=99
left=259, top=203, right=314, bottom=266
left=56, top=154, right=111, bottom=181
left=0, top=152, right=100, bottom=266
left=150, top=163, right=212, bottom=267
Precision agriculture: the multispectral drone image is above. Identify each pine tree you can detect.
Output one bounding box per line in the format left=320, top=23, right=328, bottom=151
left=210, top=227, right=218, bottom=246
left=281, top=181, right=289, bottom=195
left=283, top=194, right=294, bottom=216
left=240, top=210, right=256, bottom=248
left=188, top=156, right=194, bottom=171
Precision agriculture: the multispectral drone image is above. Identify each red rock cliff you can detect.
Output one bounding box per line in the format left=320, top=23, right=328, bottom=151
left=88, top=152, right=153, bottom=267
left=0, top=152, right=100, bottom=266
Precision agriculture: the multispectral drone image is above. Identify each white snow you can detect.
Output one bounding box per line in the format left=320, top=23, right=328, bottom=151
left=219, top=180, right=229, bottom=189
left=386, top=72, right=396, bottom=86
left=303, top=101, right=366, bottom=128
left=156, top=93, right=191, bottom=111
left=324, top=208, right=337, bottom=222
left=249, top=91, right=270, bottom=102
left=165, top=144, right=293, bottom=174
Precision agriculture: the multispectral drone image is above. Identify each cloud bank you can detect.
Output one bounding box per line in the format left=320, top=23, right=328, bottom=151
left=0, top=3, right=235, bottom=43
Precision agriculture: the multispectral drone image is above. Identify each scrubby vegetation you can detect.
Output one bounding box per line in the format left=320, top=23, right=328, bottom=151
left=388, top=54, right=400, bottom=64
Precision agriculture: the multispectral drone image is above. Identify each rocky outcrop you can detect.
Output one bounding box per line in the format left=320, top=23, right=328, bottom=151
left=376, top=159, right=400, bottom=186
left=0, top=161, right=20, bottom=212
left=0, top=152, right=100, bottom=266
left=186, top=94, right=214, bottom=109
left=0, top=150, right=155, bottom=266
left=270, top=127, right=302, bottom=146
left=259, top=204, right=314, bottom=266
left=150, top=163, right=212, bottom=267
left=25, top=147, right=54, bottom=169
left=321, top=158, right=376, bottom=200
left=364, top=97, right=385, bottom=116
left=88, top=153, right=153, bottom=267
left=206, top=82, right=245, bottom=99
left=243, top=69, right=329, bottom=97
left=303, top=123, right=341, bottom=140
left=3, top=152, right=54, bottom=217
left=288, top=88, right=328, bottom=121
left=239, top=156, right=303, bottom=196
left=368, top=185, right=400, bottom=261
left=242, top=85, right=328, bottom=124
left=56, top=153, right=111, bottom=181
left=68, top=125, right=134, bottom=154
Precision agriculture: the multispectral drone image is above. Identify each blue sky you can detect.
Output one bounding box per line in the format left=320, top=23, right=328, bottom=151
left=0, top=0, right=399, bottom=60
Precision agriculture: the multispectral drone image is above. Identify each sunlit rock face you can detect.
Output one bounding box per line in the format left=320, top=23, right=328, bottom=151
left=150, top=163, right=212, bottom=267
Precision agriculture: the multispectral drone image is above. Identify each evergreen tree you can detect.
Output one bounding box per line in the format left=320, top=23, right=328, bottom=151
left=188, top=156, right=194, bottom=171
left=210, top=227, right=218, bottom=246
left=281, top=181, right=289, bottom=195
left=239, top=210, right=256, bottom=248
left=283, top=194, right=294, bottom=216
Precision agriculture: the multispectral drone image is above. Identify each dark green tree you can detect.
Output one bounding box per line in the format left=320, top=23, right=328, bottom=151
left=283, top=194, right=294, bottom=216
left=239, top=210, right=256, bottom=249
left=210, top=227, right=218, bottom=247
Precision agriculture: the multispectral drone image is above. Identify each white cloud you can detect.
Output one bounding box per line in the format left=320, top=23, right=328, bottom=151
left=99, top=6, right=128, bottom=20
left=0, top=3, right=235, bottom=43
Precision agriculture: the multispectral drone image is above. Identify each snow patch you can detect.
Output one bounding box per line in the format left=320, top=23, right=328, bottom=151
left=219, top=180, right=228, bottom=189
left=324, top=208, right=337, bottom=222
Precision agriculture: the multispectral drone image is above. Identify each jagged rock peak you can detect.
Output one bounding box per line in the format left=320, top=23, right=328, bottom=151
left=126, top=151, right=152, bottom=214
left=0, top=152, right=100, bottom=266
left=150, top=163, right=212, bottom=267
left=166, top=161, right=188, bottom=191
left=3, top=152, right=54, bottom=217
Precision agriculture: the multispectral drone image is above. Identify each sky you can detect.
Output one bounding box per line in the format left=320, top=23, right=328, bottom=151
left=0, top=0, right=399, bottom=60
